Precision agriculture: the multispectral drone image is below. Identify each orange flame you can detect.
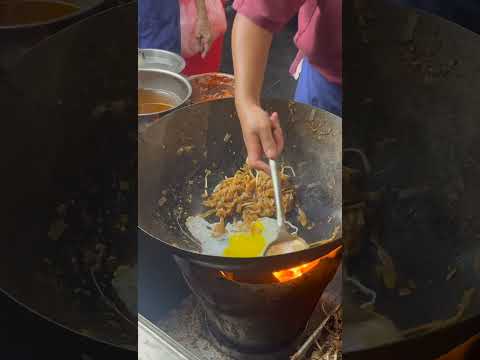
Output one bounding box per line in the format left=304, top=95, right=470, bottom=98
left=272, top=259, right=321, bottom=283
left=218, top=259, right=320, bottom=283
left=219, top=271, right=234, bottom=281
left=219, top=246, right=342, bottom=284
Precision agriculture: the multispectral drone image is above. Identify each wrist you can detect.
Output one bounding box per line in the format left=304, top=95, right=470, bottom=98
left=197, top=10, right=208, bottom=22
left=235, top=94, right=260, bottom=111
left=235, top=100, right=264, bottom=127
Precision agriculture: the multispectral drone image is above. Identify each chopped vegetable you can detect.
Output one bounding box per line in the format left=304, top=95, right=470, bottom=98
left=48, top=219, right=67, bottom=241
left=177, top=145, right=195, bottom=156
left=158, top=197, right=167, bottom=207
left=297, top=208, right=308, bottom=227
left=446, top=266, right=457, bottom=281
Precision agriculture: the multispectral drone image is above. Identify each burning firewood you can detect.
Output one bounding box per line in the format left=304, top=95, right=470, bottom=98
left=310, top=307, right=342, bottom=360
left=290, top=304, right=341, bottom=360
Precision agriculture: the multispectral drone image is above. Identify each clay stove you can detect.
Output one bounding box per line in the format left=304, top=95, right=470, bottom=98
left=172, top=247, right=342, bottom=360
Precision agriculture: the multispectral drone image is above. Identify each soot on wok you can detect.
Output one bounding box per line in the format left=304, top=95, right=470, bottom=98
left=39, top=110, right=137, bottom=345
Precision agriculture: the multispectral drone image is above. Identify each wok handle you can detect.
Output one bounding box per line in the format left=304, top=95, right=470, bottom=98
left=269, top=159, right=284, bottom=228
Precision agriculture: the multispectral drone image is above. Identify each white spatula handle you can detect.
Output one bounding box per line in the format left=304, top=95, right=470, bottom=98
left=269, top=159, right=284, bottom=228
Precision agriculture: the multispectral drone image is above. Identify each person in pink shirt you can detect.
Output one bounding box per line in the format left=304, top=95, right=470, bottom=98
left=232, top=0, right=342, bottom=172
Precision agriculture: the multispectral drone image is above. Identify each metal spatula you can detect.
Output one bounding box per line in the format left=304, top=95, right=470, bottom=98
left=263, top=159, right=309, bottom=256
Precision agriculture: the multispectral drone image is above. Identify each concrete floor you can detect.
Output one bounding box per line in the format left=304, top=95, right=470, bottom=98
left=220, top=4, right=298, bottom=100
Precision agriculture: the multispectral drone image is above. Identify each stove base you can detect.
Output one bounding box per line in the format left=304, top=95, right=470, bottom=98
left=204, top=314, right=305, bottom=360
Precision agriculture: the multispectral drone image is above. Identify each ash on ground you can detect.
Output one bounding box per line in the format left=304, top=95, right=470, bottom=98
left=157, top=295, right=341, bottom=360
left=157, top=296, right=233, bottom=360
left=157, top=267, right=342, bottom=360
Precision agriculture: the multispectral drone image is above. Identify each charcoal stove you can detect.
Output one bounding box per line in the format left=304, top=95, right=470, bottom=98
left=138, top=231, right=342, bottom=360
left=173, top=247, right=341, bottom=360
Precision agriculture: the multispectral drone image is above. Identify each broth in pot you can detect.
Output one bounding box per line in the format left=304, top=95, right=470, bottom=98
left=0, top=1, right=80, bottom=26
left=138, top=88, right=177, bottom=115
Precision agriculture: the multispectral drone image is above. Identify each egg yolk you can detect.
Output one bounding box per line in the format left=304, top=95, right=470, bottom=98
left=223, top=221, right=266, bottom=258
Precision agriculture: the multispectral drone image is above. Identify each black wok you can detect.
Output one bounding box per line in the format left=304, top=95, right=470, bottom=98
left=344, top=0, right=480, bottom=358
left=0, top=0, right=106, bottom=70
left=138, top=98, right=342, bottom=272
left=0, top=2, right=137, bottom=351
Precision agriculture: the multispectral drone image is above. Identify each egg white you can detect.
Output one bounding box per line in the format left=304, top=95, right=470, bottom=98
left=185, top=216, right=280, bottom=257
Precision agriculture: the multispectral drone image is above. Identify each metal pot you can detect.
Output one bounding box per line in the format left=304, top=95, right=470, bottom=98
left=0, top=0, right=104, bottom=70
left=188, top=72, right=235, bottom=105
left=138, top=98, right=342, bottom=273
left=138, top=69, right=192, bottom=129
left=138, top=48, right=186, bottom=73
left=188, top=72, right=234, bottom=79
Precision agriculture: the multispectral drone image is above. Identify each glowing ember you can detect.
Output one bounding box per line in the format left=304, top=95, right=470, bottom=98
left=271, top=247, right=342, bottom=283
left=219, top=271, right=234, bottom=281
left=218, top=259, right=320, bottom=283
left=219, top=246, right=342, bottom=284
left=273, top=259, right=321, bottom=283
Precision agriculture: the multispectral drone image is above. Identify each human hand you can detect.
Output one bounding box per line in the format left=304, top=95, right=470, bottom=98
left=238, top=106, right=284, bottom=173
left=195, top=14, right=213, bottom=58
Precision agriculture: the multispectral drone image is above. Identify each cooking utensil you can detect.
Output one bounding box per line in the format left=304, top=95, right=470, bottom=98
left=139, top=98, right=342, bottom=273
left=343, top=0, right=480, bottom=358
left=0, top=2, right=137, bottom=352
left=263, top=159, right=309, bottom=256
left=138, top=48, right=186, bottom=73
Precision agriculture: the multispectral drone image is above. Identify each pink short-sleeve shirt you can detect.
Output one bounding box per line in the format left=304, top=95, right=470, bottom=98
left=233, top=0, right=342, bottom=85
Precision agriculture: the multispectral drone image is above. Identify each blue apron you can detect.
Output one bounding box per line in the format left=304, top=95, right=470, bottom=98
left=294, top=58, right=342, bottom=117
left=138, top=0, right=181, bottom=53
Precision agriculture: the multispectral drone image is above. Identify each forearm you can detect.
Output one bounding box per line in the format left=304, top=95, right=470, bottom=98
left=195, top=0, right=208, bottom=20
left=232, top=13, right=273, bottom=110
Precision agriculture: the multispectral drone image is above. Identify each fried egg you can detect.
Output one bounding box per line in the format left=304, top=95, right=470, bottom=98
left=185, top=216, right=280, bottom=257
